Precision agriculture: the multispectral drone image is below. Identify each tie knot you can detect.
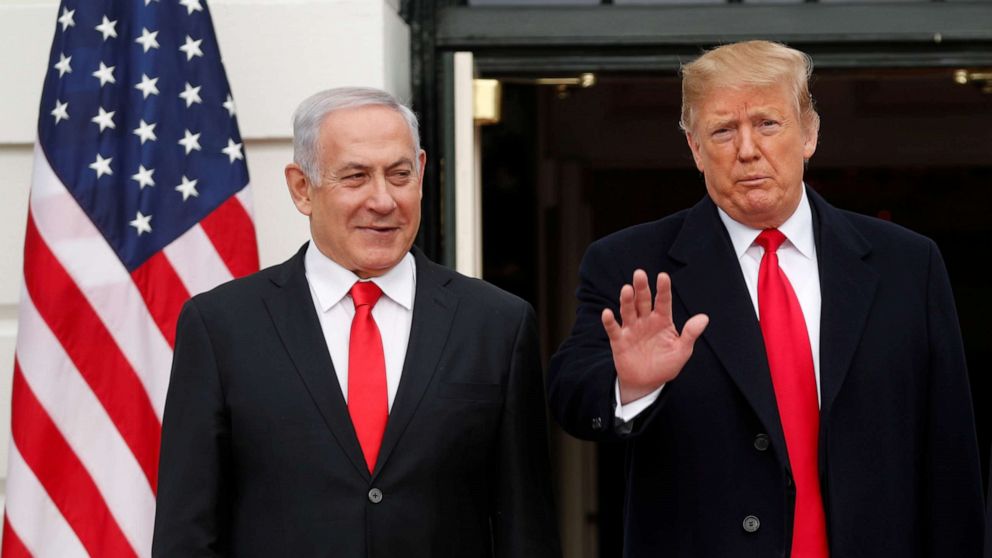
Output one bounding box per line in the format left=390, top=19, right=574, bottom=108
left=351, top=281, right=383, bottom=308
left=755, top=228, right=787, bottom=254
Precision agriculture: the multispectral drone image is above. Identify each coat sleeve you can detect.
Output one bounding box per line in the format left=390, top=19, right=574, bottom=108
left=923, top=241, right=985, bottom=557
left=492, top=302, right=562, bottom=558
left=548, top=239, right=666, bottom=441
left=152, top=299, right=232, bottom=557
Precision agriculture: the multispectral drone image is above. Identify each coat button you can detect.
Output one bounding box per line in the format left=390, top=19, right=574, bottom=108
left=742, top=515, right=761, bottom=533
left=591, top=417, right=604, bottom=431
left=753, top=433, right=770, bottom=452
left=368, top=488, right=383, bottom=504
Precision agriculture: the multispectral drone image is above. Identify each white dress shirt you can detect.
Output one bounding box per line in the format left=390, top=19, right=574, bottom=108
left=304, top=243, right=416, bottom=411
left=616, top=187, right=822, bottom=422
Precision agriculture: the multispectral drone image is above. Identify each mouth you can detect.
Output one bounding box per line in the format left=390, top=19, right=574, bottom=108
left=357, top=225, right=401, bottom=235
left=737, top=176, right=769, bottom=187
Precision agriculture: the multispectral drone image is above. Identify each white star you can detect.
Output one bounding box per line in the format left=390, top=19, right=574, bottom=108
left=179, top=35, right=203, bottom=61
left=133, top=120, right=157, bottom=144
left=135, top=27, right=159, bottom=53
left=92, top=62, right=116, bottom=87
left=58, top=8, right=75, bottom=31
left=94, top=15, right=118, bottom=41
left=178, top=129, right=201, bottom=155
left=50, top=100, right=69, bottom=124
left=144, top=0, right=160, bottom=5
left=179, top=82, right=202, bottom=108
left=131, top=165, right=156, bottom=189
left=175, top=175, right=199, bottom=201
left=53, top=53, right=72, bottom=77
left=221, top=138, right=244, bottom=163
left=178, top=0, right=203, bottom=15
left=129, top=211, right=152, bottom=235
left=89, top=153, right=113, bottom=178
left=134, top=74, right=159, bottom=99
left=90, top=107, right=116, bottom=132
left=222, top=94, right=237, bottom=117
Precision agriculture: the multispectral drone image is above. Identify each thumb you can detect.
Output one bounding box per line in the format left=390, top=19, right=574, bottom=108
left=680, top=313, right=709, bottom=346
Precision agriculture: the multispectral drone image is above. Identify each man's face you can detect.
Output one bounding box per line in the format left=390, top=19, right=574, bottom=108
left=685, top=84, right=817, bottom=229
left=287, top=105, right=425, bottom=278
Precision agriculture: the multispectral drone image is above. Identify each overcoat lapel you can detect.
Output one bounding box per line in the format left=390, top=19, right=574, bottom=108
left=263, top=244, right=371, bottom=480
left=668, top=197, right=789, bottom=467
left=372, top=248, right=458, bottom=479
left=807, top=188, right=877, bottom=426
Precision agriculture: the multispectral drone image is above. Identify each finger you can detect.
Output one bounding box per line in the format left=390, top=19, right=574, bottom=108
left=632, top=269, right=652, bottom=318
left=602, top=308, right=622, bottom=341
left=679, top=313, right=710, bottom=347
left=654, top=272, right=674, bottom=327
left=618, top=284, right=636, bottom=326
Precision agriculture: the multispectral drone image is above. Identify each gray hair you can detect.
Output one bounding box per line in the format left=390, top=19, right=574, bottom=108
left=292, top=87, right=422, bottom=185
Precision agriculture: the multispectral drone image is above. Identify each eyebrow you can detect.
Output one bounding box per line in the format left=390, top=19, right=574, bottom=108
left=335, top=158, right=415, bottom=174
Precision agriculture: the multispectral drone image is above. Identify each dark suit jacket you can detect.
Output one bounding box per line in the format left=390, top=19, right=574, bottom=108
left=153, top=245, right=560, bottom=558
left=986, top=448, right=992, bottom=558
left=548, top=188, right=984, bottom=557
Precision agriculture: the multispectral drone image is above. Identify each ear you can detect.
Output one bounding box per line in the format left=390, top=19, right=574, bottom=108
left=802, top=122, right=819, bottom=160
left=685, top=131, right=705, bottom=173
left=416, top=150, right=427, bottom=197
left=285, top=163, right=313, bottom=216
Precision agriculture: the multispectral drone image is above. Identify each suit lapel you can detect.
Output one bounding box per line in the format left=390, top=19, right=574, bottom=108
left=669, top=198, right=789, bottom=466
left=372, top=248, right=458, bottom=479
left=263, top=244, right=370, bottom=480
left=808, top=188, right=878, bottom=424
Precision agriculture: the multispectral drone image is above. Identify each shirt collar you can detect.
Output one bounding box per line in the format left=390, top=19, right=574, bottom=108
left=304, top=242, right=416, bottom=312
left=716, top=185, right=815, bottom=259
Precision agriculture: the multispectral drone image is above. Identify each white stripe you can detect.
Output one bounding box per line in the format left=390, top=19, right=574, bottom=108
left=235, top=183, right=254, bottom=218
left=15, top=289, right=155, bottom=558
left=3, top=442, right=89, bottom=558
left=163, top=224, right=234, bottom=297
left=30, top=144, right=171, bottom=418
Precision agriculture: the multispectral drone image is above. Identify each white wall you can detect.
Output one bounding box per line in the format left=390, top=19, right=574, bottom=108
left=0, top=0, right=411, bottom=498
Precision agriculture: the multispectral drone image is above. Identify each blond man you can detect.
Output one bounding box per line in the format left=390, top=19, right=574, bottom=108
left=549, top=41, right=984, bottom=557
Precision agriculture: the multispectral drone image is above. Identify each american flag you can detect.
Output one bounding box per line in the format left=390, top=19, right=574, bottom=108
left=2, top=0, right=259, bottom=555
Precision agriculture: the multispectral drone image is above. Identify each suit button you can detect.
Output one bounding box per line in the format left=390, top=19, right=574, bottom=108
left=753, top=434, right=770, bottom=452
left=742, top=515, right=761, bottom=533
left=591, top=417, right=604, bottom=431
left=368, top=488, right=383, bottom=504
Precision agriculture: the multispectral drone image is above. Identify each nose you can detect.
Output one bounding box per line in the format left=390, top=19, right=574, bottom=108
left=366, top=173, right=398, bottom=214
left=736, top=126, right=760, bottom=162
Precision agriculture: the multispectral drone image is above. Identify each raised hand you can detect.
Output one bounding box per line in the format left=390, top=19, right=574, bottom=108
left=602, top=269, right=709, bottom=404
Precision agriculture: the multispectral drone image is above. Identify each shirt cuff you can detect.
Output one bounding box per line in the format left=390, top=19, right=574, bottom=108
left=614, top=380, right=664, bottom=423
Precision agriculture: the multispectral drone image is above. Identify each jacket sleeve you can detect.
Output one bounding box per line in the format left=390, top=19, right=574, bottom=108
left=152, top=299, right=231, bottom=557
left=547, top=240, right=649, bottom=441
left=492, top=302, right=562, bottom=558
left=923, top=241, right=985, bottom=557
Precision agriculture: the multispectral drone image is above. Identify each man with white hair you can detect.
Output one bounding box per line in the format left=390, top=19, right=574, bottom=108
left=549, top=41, right=984, bottom=557
left=153, top=87, right=560, bottom=558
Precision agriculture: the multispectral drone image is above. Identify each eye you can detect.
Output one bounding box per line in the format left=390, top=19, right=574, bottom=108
left=390, top=169, right=415, bottom=184
left=341, top=173, right=367, bottom=186
left=711, top=128, right=732, bottom=142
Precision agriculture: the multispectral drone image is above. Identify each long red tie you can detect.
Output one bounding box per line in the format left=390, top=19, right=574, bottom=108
left=756, top=229, right=828, bottom=558
left=348, top=281, right=388, bottom=473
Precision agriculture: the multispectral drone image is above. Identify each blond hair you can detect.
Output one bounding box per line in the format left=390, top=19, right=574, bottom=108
left=680, top=40, right=819, bottom=135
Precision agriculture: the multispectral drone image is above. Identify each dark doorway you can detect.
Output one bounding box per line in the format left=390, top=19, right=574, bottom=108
left=479, top=69, right=992, bottom=557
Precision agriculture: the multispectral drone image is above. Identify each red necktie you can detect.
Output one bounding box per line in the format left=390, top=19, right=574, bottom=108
left=348, top=281, right=388, bottom=473
left=756, top=229, right=828, bottom=558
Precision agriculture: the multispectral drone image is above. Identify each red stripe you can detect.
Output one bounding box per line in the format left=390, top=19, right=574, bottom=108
left=23, top=214, right=160, bottom=491
left=11, top=364, right=137, bottom=558
left=199, top=196, right=260, bottom=278
left=131, top=251, right=191, bottom=348
left=2, top=517, right=33, bottom=558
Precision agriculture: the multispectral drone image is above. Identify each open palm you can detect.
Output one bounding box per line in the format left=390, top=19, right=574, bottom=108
left=602, top=270, right=709, bottom=404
